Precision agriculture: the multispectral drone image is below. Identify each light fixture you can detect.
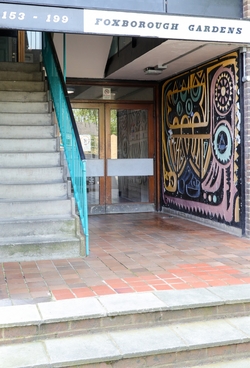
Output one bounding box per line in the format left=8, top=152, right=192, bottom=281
left=143, top=64, right=167, bottom=75
left=67, top=87, right=75, bottom=94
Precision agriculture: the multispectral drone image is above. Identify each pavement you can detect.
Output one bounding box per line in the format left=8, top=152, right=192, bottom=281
left=1, top=212, right=250, bottom=307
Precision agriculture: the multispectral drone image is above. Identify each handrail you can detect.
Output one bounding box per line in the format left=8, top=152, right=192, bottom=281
left=42, top=32, right=89, bottom=255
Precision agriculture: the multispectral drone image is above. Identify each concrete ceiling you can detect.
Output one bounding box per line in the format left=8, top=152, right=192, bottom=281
left=106, top=39, right=243, bottom=81
left=63, top=34, right=247, bottom=100
left=57, top=34, right=245, bottom=83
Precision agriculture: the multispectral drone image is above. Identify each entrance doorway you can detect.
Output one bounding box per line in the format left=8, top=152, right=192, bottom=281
left=72, top=102, right=155, bottom=214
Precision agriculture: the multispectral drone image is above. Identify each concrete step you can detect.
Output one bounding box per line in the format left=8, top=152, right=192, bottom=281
left=0, top=235, right=82, bottom=262
left=0, top=80, right=46, bottom=92
left=0, top=199, right=73, bottom=220
left=0, top=217, right=77, bottom=238
left=0, top=91, right=47, bottom=102
left=0, top=112, right=52, bottom=125
left=0, top=182, right=69, bottom=201
left=0, top=70, right=43, bottom=81
left=0, top=125, right=55, bottom=139
left=0, top=101, right=49, bottom=113
left=1, top=286, right=250, bottom=367
left=0, top=61, right=41, bottom=72
left=0, top=152, right=61, bottom=167
left=0, top=167, right=64, bottom=184
left=0, top=138, right=58, bottom=152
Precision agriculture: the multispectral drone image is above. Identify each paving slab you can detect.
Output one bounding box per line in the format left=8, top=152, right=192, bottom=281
left=170, top=318, right=249, bottom=348
left=109, top=325, right=186, bottom=358
left=154, top=288, right=223, bottom=309
left=37, top=297, right=106, bottom=322
left=0, top=341, right=49, bottom=368
left=208, top=284, right=250, bottom=303
left=227, top=316, right=250, bottom=336
left=98, top=292, right=166, bottom=315
left=45, top=333, right=121, bottom=365
left=0, top=304, right=41, bottom=327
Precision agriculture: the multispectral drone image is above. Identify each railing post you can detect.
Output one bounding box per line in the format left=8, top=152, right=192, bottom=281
left=82, top=160, right=89, bottom=255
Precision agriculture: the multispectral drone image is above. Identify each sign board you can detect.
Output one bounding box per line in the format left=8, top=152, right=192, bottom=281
left=103, top=87, right=111, bottom=100
left=0, top=3, right=83, bottom=33
left=0, top=3, right=250, bottom=44
left=80, top=134, right=91, bottom=152
left=83, top=9, right=250, bottom=44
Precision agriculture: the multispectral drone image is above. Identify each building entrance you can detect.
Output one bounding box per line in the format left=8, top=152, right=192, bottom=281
left=72, top=102, right=155, bottom=214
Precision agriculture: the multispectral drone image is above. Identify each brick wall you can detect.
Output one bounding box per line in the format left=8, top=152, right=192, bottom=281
left=243, top=0, right=250, bottom=236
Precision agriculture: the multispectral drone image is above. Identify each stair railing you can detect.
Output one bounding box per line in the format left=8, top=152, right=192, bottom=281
left=42, top=32, right=89, bottom=256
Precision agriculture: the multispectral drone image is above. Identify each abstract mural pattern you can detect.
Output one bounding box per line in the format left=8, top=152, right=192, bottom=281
left=162, top=52, right=241, bottom=226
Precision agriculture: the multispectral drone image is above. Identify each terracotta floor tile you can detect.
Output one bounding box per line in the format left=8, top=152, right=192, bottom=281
left=131, top=285, right=154, bottom=292
left=52, top=289, right=75, bottom=300
left=114, top=288, right=135, bottom=294
left=72, top=288, right=96, bottom=297
left=152, top=284, right=173, bottom=291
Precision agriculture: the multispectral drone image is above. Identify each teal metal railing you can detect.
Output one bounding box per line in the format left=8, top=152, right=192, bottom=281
left=42, top=32, right=89, bottom=255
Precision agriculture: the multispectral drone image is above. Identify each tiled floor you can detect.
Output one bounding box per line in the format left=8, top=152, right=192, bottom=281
left=1, top=212, right=250, bottom=306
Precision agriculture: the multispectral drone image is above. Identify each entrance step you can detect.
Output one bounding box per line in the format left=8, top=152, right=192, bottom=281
left=0, top=199, right=74, bottom=220
left=0, top=217, right=77, bottom=238
left=0, top=167, right=64, bottom=184
left=1, top=285, right=250, bottom=367
left=0, top=91, right=47, bottom=102
left=0, top=125, right=55, bottom=139
left=0, top=112, right=52, bottom=125
left=0, top=182, right=69, bottom=201
left=0, top=70, right=43, bottom=81
left=0, top=80, right=46, bottom=92
left=0, top=101, right=49, bottom=113
left=0, top=152, right=61, bottom=167
left=0, top=61, right=41, bottom=72
left=0, top=235, right=82, bottom=262
left=0, top=138, right=58, bottom=152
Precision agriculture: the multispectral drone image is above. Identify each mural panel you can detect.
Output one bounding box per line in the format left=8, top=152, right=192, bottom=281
left=162, top=52, right=241, bottom=226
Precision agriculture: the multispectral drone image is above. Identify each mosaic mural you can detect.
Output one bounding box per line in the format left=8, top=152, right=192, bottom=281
left=162, top=52, right=241, bottom=226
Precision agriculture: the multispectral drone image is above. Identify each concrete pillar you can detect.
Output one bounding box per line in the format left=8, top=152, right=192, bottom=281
left=243, top=0, right=250, bottom=236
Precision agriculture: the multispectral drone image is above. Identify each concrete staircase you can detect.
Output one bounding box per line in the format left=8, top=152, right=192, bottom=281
left=1, top=285, right=250, bottom=367
left=0, top=61, right=85, bottom=262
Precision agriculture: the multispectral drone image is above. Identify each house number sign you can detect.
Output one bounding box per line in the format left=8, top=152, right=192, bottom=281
left=0, top=3, right=83, bottom=33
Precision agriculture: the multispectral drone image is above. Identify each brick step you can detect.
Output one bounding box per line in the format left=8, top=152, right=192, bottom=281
left=1, top=286, right=250, bottom=367
left=2, top=285, right=250, bottom=344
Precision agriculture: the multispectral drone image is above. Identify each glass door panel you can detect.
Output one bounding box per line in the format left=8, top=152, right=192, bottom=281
left=71, top=103, right=154, bottom=213
left=73, top=106, right=103, bottom=206
left=106, top=105, right=154, bottom=207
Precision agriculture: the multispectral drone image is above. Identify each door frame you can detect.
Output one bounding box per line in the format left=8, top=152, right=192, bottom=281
left=71, top=101, right=155, bottom=213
